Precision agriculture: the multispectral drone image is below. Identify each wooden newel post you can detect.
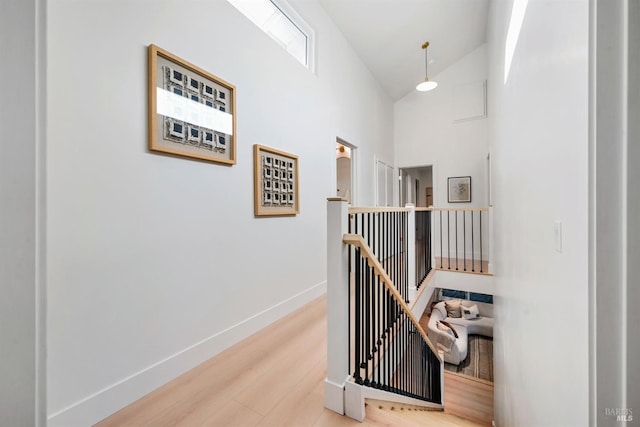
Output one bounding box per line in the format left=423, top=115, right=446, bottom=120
left=406, top=204, right=417, bottom=302
left=324, top=198, right=350, bottom=414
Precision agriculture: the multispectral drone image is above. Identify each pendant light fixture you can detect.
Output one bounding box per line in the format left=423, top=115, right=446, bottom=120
left=416, top=41, right=438, bottom=92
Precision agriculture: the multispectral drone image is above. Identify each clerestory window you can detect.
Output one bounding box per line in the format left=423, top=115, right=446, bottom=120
left=226, top=0, right=315, bottom=70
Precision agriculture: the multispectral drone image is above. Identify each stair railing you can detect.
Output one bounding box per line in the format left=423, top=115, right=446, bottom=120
left=324, top=199, right=442, bottom=420
left=344, top=233, right=442, bottom=404
left=431, top=207, right=490, bottom=274
left=348, top=206, right=411, bottom=302
left=415, top=208, right=432, bottom=289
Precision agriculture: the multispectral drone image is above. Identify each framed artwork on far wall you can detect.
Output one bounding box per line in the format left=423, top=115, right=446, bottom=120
left=254, top=144, right=299, bottom=216
left=148, top=44, right=236, bottom=165
left=448, top=176, right=471, bottom=203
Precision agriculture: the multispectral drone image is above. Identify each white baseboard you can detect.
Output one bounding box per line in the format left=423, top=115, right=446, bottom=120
left=48, top=281, right=327, bottom=427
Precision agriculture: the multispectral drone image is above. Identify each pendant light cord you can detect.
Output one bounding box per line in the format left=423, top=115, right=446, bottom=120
left=422, top=41, right=430, bottom=78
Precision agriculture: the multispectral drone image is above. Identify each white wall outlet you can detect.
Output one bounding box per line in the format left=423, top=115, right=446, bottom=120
left=554, top=221, right=563, bottom=253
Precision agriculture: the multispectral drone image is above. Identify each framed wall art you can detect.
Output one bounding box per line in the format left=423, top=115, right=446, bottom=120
left=448, top=176, right=471, bottom=203
left=148, top=44, right=236, bottom=165
left=253, top=145, right=299, bottom=216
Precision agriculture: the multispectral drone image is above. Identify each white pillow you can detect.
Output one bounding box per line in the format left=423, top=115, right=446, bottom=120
left=461, top=303, right=481, bottom=320
left=433, top=302, right=447, bottom=318
left=435, top=324, right=455, bottom=352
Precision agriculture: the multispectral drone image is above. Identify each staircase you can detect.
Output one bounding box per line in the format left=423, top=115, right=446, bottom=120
left=324, top=198, right=494, bottom=425
left=365, top=399, right=487, bottom=426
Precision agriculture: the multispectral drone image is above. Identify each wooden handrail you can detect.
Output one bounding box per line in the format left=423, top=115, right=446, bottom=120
left=428, top=207, right=489, bottom=212
left=349, top=206, right=489, bottom=213
left=342, top=233, right=443, bottom=363
left=348, top=206, right=412, bottom=214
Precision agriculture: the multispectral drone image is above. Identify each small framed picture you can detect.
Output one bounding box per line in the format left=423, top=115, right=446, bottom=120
left=448, top=176, right=471, bottom=203
left=254, top=145, right=299, bottom=216
left=148, top=44, right=236, bottom=165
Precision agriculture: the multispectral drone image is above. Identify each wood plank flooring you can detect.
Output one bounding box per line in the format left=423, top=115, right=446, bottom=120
left=419, top=312, right=494, bottom=426
left=96, top=295, right=489, bottom=427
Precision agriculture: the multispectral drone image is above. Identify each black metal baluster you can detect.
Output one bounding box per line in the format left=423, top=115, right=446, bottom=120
left=405, top=317, right=408, bottom=395
left=439, top=211, right=443, bottom=268
left=367, top=213, right=372, bottom=250
left=370, top=266, right=376, bottom=387
left=354, top=247, right=361, bottom=383
left=419, top=211, right=422, bottom=285
left=348, top=217, right=352, bottom=377
left=389, top=212, right=398, bottom=292
left=404, top=212, right=408, bottom=301
left=427, top=211, right=432, bottom=275
left=471, top=211, right=475, bottom=272
left=376, top=272, right=381, bottom=387
left=455, top=210, right=459, bottom=270
left=384, top=287, right=389, bottom=390
left=385, top=212, right=389, bottom=275
left=415, top=211, right=419, bottom=288
left=361, top=253, right=366, bottom=382
left=480, top=210, right=484, bottom=273
left=404, top=315, right=408, bottom=394
left=394, top=212, right=398, bottom=295
left=365, top=260, right=370, bottom=385
left=447, top=210, right=451, bottom=270
left=463, top=211, right=467, bottom=271
left=377, top=212, right=380, bottom=265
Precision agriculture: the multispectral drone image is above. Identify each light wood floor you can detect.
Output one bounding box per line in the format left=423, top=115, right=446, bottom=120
left=419, top=312, right=494, bottom=426
left=96, top=295, right=488, bottom=427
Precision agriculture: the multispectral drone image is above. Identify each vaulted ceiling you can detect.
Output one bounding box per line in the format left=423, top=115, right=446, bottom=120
left=318, top=0, right=490, bottom=101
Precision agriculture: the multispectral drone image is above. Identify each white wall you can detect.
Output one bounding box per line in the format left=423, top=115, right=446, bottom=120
left=46, top=1, right=393, bottom=425
left=395, top=44, right=489, bottom=208
left=592, top=0, right=639, bottom=423
left=0, top=0, right=46, bottom=425
left=488, top=1, right=589, bottom=426
left=628, top=0, right=640, bottom=416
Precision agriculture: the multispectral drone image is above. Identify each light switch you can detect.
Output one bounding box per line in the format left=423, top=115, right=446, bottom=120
left=554, top=221, right=563, bottom=253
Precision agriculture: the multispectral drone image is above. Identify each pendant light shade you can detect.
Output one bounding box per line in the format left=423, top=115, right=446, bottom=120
left=416, top=41, right=437, bottom=92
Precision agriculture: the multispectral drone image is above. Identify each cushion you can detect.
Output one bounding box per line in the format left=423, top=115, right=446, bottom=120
left=437, top=321, right=453, bottom=335
left=445, top=300, right=462, bottom=318
left=433, top=301, right=447, bottom=318
left=439, top=320, right=459, bottom=338
left=436, top=328, right=456, bottom=352
left=435, top=327, right=455, bottom=352
left=461, top=303, right=481, bottom=320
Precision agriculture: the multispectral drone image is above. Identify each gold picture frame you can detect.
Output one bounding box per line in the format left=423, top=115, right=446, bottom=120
left=253, top=144, right=300, bottom=216
left=148, top=44, right=236, bottom=165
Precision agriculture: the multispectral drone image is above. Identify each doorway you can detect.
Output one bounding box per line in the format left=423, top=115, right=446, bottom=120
left=336, top=139, right=356, bottom=204
left=398, top=165, right=433, bottom=207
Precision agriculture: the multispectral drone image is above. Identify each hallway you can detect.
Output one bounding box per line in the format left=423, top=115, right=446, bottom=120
left=97, top=296, right=485, bottom=426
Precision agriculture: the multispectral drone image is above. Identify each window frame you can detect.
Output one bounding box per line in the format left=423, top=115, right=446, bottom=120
left=227, top=0, right=316, bottom=72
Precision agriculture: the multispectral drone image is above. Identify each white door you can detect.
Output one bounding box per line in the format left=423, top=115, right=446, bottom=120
left=376, top=159, right=394, bottom=207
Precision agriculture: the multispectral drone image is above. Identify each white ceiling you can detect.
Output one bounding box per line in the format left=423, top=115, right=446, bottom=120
left=318, top=0, right=490, bottom=101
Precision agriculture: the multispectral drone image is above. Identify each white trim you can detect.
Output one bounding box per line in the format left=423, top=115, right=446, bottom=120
left=344, top=378, right=443, bottom=421
left=47, top=281, right=327, bottom=427
left=36, top=0, right=47, bottom=425
left=431, top=270, right=494, bottom=296
left=620, top=0, right=629, bottom=411
left=324, top=377, right=348, bottom=415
